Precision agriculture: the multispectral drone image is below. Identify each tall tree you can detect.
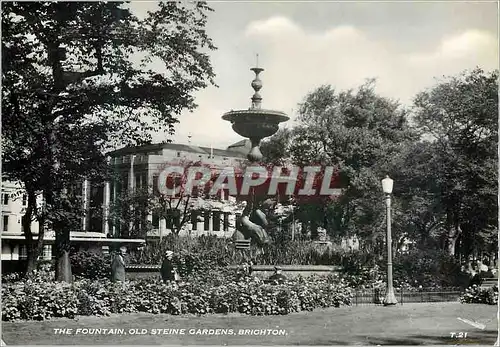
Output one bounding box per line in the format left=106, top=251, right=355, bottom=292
left=2, top=1, right=216, bottom=279
left=288, top=81, right=417, bottom=246
left=412, top=68, right=498, bottom=257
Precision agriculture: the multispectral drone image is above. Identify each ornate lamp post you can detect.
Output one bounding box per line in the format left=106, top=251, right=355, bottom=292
left=382, top=175, right=398, bottom=306
left=222, top=63, right=289, bottom=247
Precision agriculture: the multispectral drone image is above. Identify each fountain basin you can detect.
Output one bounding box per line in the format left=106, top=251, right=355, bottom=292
left=222, top=109, right=289, bottom=139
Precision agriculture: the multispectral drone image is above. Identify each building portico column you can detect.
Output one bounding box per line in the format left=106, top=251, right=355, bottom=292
left=82, top=179, right=90, bottom=232
left=129, top=155, right=136, bottom=190
left=159, top=218, right=166, bottom=241
left=128, top=155, right=136, bottom=234
left=146, top=173, right=153, bottom=225
left=102, top=180, right=110, bottom=235
left=112, top=179, right=117, bottom=237
left=208, top=210, right=213, bottom=234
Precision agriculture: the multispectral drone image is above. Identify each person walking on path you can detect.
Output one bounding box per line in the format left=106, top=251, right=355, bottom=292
left=161, top=250, right=179, bottom=284
left=111, top=246, right=127, bottom=282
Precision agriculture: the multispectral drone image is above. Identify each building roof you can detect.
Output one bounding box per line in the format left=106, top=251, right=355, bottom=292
left=0, top=234, right=145, bottom=245
left=108, top=142, right=247, bottom=159
left=228, top=139, right=250, bottom=149
left=227, top=139, right=251, bottom=155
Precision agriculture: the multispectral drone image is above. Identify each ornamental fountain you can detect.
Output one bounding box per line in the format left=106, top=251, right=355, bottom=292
left=222, top=61, right=289, bottom=247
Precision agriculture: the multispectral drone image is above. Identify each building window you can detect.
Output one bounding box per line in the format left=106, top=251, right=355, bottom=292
left=3, top=216, right=8, bottom=232
left=223, top=213, right=229, bottom=231
left=116, top=180, right=122, bottom=196
left=190, top=186, right=199, bottom=198
left=191, top=210, right=198, bottom=231
left=152, top=213, right=159, bottom=229
left=153, top=176, right=159, bottom=196
left=3, top=194, right=9, bottom=205
left=235, top=213, right=242, bottom=230
left=123, top=175, right=129, bottom=191
left=19, top=245, right=27, bottom=260
left=203, top=210, right=210, bottom=231
left=213, top=211, right=221, bottom=232
left=21, top=215, right=26, bottom=233
left=166, top=209, right=180, bottom=230
left=22, top=194, right=27, bottom=206
left=177, top=152, right=181, bottom=158
left=135, top=174, right=141, bottom=190
left=43, top=245, right=52, bottom=260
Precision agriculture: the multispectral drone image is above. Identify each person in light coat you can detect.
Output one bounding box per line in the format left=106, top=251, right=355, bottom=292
left=111, top=246, right=127, bottom=282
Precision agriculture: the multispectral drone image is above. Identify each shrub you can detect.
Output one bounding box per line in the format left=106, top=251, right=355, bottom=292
left=2, top=280, right=78, bottom=321
left=460, top=285, right=498, bottom=305
left=70, top=251, right=111, bottom=280
left=2, top=270, right=353, bottom=321
left=75, top=279, right=112, bottom=316
left=2, top=261, right=55, bottom=283
left=337, top=249, right=463, bottom=290
left=391, top=249, right=462, bottom=288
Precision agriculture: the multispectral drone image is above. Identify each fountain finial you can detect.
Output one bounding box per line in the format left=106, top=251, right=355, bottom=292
left=250, top=56, right=263, bottom=109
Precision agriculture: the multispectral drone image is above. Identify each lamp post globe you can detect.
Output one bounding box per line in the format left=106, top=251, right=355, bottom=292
left=382, top=175, right=397, bottom=306
left=382, top=175, right=393, bottom=194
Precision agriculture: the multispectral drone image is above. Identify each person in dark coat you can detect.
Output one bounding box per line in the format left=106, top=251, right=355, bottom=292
left=268, top=266, right=287, bottom=284
left=161, top=250, right=178, bottom=283
left=111, top=246, right=127, bottom=282
left=468, top=262, right=482, bottom=287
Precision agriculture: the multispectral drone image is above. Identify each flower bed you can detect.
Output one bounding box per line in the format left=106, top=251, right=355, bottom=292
left=460, top=284, right=498, bottom=305
left=1, top=270, right=353, bottom=322
left=132, top=235, right=347, bottom=267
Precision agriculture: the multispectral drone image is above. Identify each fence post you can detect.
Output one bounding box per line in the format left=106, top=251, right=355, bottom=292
left=400, top=288, right=403, bottom=305
left=355, top=291, right=358, bottom=306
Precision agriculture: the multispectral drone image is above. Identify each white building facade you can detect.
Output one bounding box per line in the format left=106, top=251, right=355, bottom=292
left=1, top=141, right=250, bottom=262
left=107, top=142, right=248, bottom=239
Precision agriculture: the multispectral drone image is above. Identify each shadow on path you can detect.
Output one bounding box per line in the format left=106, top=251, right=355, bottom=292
left=360, top=330, right=497, bottom=345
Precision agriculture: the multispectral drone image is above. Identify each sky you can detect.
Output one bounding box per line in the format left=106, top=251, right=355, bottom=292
left=128, top=0, right=499, bottom=150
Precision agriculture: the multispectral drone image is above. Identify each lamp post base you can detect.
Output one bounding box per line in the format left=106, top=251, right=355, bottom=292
left=383, top=288, right=398, bottom=306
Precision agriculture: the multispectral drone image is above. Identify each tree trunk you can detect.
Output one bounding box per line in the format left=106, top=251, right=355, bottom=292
left=55, top=228, right=72, bottom=282
left=446, top=210, right=462, bottom=256
left=23, top=188, right=45, bottom=277
left=53, top=189, right=73, bottom=283
left=447, top=235, right=458, bottom=256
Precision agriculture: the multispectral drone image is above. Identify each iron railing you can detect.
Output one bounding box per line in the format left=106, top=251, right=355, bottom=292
left=352, top=287, right=463, bottom=306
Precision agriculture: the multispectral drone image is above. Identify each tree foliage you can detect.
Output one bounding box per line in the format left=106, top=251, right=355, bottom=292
left=409, top=68, right=498, bottom=257
left=285, top=81, right=416, bottom=245
left=2, top=1, right=217, bottom=279
left=260, top=69, right=497, bottom=261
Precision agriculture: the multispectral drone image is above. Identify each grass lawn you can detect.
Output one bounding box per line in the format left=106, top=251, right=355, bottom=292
left=2, top=302, right=498, bottom=345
